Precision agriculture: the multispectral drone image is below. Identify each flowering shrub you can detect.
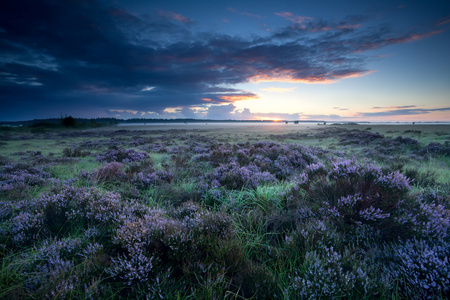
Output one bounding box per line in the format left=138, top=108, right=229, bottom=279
left=7, top=185, right=149, bottom=244
left=339, top=130, right=384, bottom=145
left=417, top=142, right=450, bottom=157
left=109, top=202, right=238, bottom=294
left=385, top=239, right=450, bottom=299
left=415, top=202, right=450, bottom=239
left=0, top=163, right=51, bottom=199
left=289, top=247, right=375, bottom=298
left=208, top=144, right=234, bottom=166
left=96, top=148, right=149, bottom=163
left=1, top=163, right=50, bottom=187
left=21, top=237, right=107, bottom=299
left=210, top=162, right=276, bottom=190
left=130, top=169, right=174, bottom=189
left=247, top=141, right=316, bottom=179
left=296, top=159, right=411, bottom=235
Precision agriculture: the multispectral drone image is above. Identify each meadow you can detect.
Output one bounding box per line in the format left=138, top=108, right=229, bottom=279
left=0, top=123, right=449, bottom=299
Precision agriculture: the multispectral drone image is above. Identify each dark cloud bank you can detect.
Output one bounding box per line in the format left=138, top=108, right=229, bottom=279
left=0, top=0, right=447, bottom=120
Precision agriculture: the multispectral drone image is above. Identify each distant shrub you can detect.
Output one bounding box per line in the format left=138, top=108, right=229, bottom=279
left=392, top=136, right=420, bottom=146
left=417, top=142, right=450, bottom=157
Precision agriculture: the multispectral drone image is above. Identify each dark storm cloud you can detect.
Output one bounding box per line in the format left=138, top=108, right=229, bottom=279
left=0, top=0, right=445, bottom=120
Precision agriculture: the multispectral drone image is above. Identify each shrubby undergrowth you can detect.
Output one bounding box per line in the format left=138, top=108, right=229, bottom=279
left=0, top=126, right=449, bottom=299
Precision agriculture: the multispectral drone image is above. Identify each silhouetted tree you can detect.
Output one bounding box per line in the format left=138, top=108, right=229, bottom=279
left=62, top=116, right=76, bottom=127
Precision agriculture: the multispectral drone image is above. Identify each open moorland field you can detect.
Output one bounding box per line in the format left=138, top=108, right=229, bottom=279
left=0, top=123, right=449, bottom=299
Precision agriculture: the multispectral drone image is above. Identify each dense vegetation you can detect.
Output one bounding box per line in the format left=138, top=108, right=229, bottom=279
left=0, top=125, right=449, bottom=299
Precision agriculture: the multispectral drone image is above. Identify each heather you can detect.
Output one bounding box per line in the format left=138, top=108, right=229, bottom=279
left=0, top=124, right=449, bottom=299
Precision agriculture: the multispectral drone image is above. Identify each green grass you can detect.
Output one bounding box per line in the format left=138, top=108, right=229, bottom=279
left=47, top=158, right=102, bottom=180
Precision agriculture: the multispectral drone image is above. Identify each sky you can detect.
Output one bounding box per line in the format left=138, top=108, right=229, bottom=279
left=0, top=0, right=449, bottom=122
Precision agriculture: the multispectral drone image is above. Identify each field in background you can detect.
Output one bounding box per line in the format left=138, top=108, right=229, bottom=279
left=0, top=124, right=449, bottom=299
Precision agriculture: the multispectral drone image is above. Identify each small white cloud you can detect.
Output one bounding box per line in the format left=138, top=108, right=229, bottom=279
left=141, top=86, right=155, bottom=92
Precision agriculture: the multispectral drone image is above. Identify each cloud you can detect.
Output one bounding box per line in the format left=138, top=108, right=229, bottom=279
left=0, top=0, right=444, bottom=120
left=228, top=7, right=263, bottom=19
left=275, top=12, right=312, bottom=24
left=217, top=92, right=259, bottom=102
left=436, top=16, right=450, bottom=26
left=352, top=30, right=444, bottom=53
left=361, top=107, right=450, bottom=117
left=141, top=86, right=155, bottom=92
left=333, top=107, right=349, bottom=111
left=274, top=12, right=363, bottom=34
left=371, top=105, right=417, bottom=109
left=158, top=10, right=193, bottom=24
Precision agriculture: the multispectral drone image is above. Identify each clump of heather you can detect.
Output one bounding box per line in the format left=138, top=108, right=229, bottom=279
left=194, top=141, right=317, bottom=180
left=208, top=144, right=235, bottom=166
left=417, top=142, right=450, bottom=157
left=295, top=158, right=411, bottom=238
left=383, top=239, right=450, bottom=299
left=209, top=161, right=276, bottom=190
left=415, top=201, right=450, bottom=239
left=4, top=185, right=149, bottom=245
left=19, top=237, right=109, bottom=299
left=288, top=247, right=376, bottom=299
left=130, top=169, right=174, bottom=189
left=246, top=141, right=316, bottom=179
left=108, top=202, right=250, bottom=297
left=96, top=148, right=149, bottom=163
left=0, top=163, right=51, bottom=199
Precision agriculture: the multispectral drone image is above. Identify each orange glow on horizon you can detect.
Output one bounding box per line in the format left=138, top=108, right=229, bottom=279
left=255, top=116, right=282, bottom=122
left=218, top=94, right=259, bottom=102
